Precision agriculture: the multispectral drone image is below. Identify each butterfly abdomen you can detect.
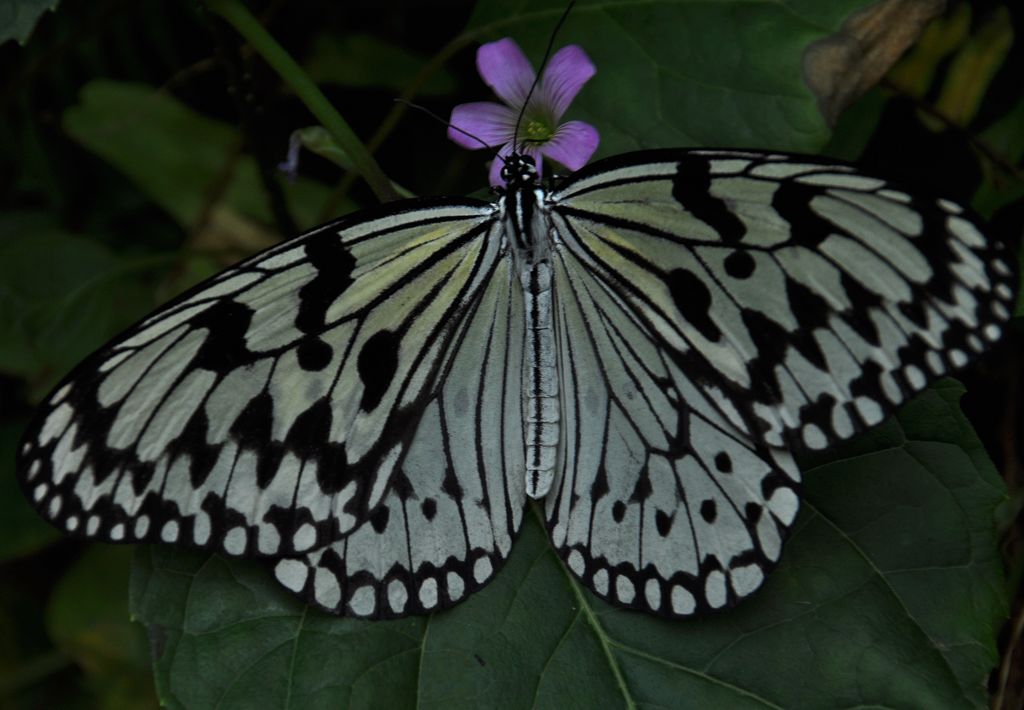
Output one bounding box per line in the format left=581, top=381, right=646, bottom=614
left=523, top=260, right=559, bottom=498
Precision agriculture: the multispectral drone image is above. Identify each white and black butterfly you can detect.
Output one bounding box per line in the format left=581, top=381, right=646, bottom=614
left=16, top=147, right=1017, bottom=619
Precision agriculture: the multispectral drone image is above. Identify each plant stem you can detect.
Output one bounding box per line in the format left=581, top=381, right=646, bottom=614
left=206, top=0, right=399, bottom=203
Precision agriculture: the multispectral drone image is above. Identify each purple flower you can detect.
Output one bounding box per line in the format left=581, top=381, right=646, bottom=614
left=448, top=38, right=599, bottom=186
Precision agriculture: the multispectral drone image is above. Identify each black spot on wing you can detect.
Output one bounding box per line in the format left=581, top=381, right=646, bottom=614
left=590, top=464, right=610, bottom=499
left=839, top=272, right=884, bottom=346
left=296, top=232, right=356, bottom=334
left=369, top=505, right=389, bottom=534
left=714, top=451, right=732, bottom=473
left=283, top=397, right=350, bottom=494
left=655, top=509, right=674, bottom=537
left=673, top=154, right=746, bottom=243
left=169, top=409, right=221, bottom=488
left=724, top=251, right=756, bottom=279
left=699, top=499, right=717, bottom=523
left=630, top=474, right=653, bottom=502
left=190, top=300, right=256, bottom=372
left=358, top=330, right=400, bottom=411
left=297, top=337, right=333, bottom=371
left=668, top=268, right=721, bottom=342
left=230, top=391, right=284, bottom=488
left=421, top=497, right=437, bottom=520
left=771, top=179, right=832, bottom=248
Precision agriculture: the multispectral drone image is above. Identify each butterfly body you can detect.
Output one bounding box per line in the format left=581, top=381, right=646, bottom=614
left=17, top=148, right=1016, bottom=619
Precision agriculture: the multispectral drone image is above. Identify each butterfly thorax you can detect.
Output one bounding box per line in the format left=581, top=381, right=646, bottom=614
left=501, top=153, right=550, bottom=262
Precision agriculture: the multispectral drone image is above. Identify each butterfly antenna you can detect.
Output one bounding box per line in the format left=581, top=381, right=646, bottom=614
left=395, top=98, right=505, bottom=164
left=512, top=0, right=577, bottom=155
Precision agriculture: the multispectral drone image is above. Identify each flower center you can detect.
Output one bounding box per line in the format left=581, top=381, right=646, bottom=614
left=524, top=119, right=554, bottom=143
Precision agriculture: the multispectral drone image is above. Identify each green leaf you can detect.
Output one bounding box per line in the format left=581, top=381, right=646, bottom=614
left=0, top=213, right=152, bottom=391
left=464, top=0, right=878, bottom=157
left=47, top=546, right=157, bottom=709
left=131, top=384, right=1006, bottom=709
left=0, top=0, right=59, bottom=45
left=305, top=33, right=456, bottom=96
left=0, top=420, right=59, bottom=561
left=62, top=80, right=339, bottom=235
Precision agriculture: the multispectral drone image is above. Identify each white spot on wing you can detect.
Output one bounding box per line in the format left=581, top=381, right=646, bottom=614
left=671, top=586, right=696, bottom=615
left=419, top=578, right=439, bottom=609
left=275, top=559, right=308, bottom=592
left=705, top=570, right=727, bottom=609
left=293, top=523, right=317, bottom=552
left=193, top=512, right=211, bottom=545
left=731, top=564, right=764, bottom=597
left=349, top=586, right=376, bottom=616
left=615, top=575, right=635, bottom=604
left=224, top=527, right=247, bottom=555
left=446, top=571, right=465, bottom=601
left=161, top=520, right=179, bottom=543
left=567, top=550, right=585, bottom=575
left=388, top=580, right=408, bottom=613
left=314, top=568, right=340, bottom=609
left=644, top=579, right=661, bottom=610
left=473, top=556, right=493, bottom=584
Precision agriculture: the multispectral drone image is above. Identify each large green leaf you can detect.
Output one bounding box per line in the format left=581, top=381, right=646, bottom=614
left=0, top=421, right=58, bottom=561
left=47, top=546, right=157, bottom=709
left=463, top=0, right=877, bottom=157
left=0, top=213, right=153, bottom=390
left=130, top=383, right=1006, bottom=709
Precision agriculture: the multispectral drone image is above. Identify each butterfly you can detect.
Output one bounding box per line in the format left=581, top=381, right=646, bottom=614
left=16, top=146, right=1017, bottom=620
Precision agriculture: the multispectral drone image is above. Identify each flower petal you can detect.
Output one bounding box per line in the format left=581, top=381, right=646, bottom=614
left=477, top=38, right=536, bottom=107
left=541, top=120, right=600, bottom=171
left=538, top=45, right=596, bottom=120
left=448, top=102, right=517, bottom=149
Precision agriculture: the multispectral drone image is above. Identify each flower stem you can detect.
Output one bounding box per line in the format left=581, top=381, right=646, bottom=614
left=205, top=0, right=399, bottom=203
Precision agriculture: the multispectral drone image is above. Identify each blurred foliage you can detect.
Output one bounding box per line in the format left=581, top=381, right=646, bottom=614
left=0, top=0, right=60, bottom=45
left=0, top=0, right=1021, bottom=708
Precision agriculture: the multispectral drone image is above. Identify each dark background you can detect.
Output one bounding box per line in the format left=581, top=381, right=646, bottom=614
left=0, top=1, right=1021, bottom=707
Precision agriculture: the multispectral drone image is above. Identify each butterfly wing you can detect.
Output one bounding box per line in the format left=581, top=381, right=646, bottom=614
left=16, top=199, right=512, bottom=563
left=274, top=254, right=527, bottom=618
left=544, top=149, right=1016, bottom=616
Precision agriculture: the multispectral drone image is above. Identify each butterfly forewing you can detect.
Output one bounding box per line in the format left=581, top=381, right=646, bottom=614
left=551, top=149, right=1017, bottom=454
left=17, top=199, right=500, bottom=561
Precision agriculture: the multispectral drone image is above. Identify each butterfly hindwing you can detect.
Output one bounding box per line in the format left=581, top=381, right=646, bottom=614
left=17, top=199, right=502, bottom=562
left=546, top=240, right=801, bottom=615
left=274, top=255, right=528, bottom=618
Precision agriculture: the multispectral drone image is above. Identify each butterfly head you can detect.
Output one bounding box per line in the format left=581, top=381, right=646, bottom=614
left=500, top=153, right=539, bottom=190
